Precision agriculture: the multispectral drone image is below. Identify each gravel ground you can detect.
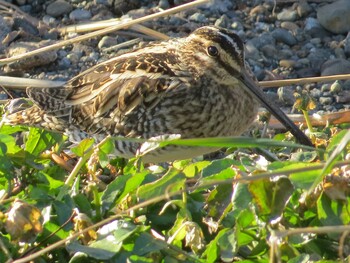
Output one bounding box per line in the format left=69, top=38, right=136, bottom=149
left=1, top=0, right=350, bottom=116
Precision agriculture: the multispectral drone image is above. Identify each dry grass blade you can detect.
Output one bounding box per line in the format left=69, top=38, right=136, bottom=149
left=0, top=76, right=65, bottom=89
left=0, top=0, right=209, bottom=66
left=260, top=74, right=350, bottom=88
left=60, top=21, right=169, bottom=40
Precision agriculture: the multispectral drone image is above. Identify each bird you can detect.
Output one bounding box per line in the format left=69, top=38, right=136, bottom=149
left=2, top=26, right=313, bottom=162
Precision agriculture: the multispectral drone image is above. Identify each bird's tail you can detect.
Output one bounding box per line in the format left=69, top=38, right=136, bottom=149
left=1, top=98, right=66, bottom=132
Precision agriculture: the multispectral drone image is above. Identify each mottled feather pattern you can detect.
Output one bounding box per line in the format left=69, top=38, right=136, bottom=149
left=5, top=26, right=305, bottom=162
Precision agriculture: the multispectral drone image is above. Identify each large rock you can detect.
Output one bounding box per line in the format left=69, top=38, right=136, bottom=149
left=6, top=41, right=57, bottom=70
left=46, top=0, right=73, bottom=18
left=317, top=0, right=350, bottom=34
left=321, top=59, right=350, bottom=76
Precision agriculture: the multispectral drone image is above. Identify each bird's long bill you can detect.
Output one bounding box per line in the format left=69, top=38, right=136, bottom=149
left=240, top=70, right=313, bottom=147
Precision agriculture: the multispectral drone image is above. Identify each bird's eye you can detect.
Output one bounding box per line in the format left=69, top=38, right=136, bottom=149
left=207, top=46, right=219, bottom=57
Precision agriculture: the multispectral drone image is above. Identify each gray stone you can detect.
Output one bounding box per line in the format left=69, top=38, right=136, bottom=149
left=321, top=59, right=350, bottom=76
left=98, top=36, right=119, bottom=49
left=330, top=81, right=342, bottom=93
left=69, top=9, right=92, bottom=21
left=189, top=13, right=208, bottom=23
left=158, top=0, right=170, bottom=9
left=310, top=88, right=322, bottom=99
left=297, top=0, right=312, bottom=17
left=336, top=91, right=350, bottom=103
left=304, top=17, right=331, bottom=38
left=307, top=49, right=332, bottom=72
left=58, top=57, right=71, bottom=69
left=319, top=97, right=333, bottom=105
left=249, top=33, right=275, bottom=49
left=46, top=0, right=73, bottom=17
left=321, top=84, right=331, bottom=92
left=277, top=9, right=298, bottom=21
left=6, top=41, right=57, bottom=69
left=277, top=87, right=295, bottom=106
left=343, top=33, right=350, bottom=56
left=317, top=0, right=350, bottom=34
left=215, top=14, right=230, bottom=28
left=271, top=28, right=297, bottom=46
left=0, top=16, right=11, bottom=51
left=281, top=21, right=299, bottom=33
left=245, top=42, right=261, bottom=60
left=279, top=59, right=296, bottom=68
left=261, top=44, right=278, bottom=59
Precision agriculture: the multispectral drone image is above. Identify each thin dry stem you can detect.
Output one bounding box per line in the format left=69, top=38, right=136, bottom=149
left=0, top=0, right=209, bottom=66
left=60, top=20, right=169, bottom=40
left=260, top=74, right=350, bottom=88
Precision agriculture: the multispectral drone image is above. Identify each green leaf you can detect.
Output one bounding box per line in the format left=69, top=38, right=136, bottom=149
left=25, top=128, right=62, bottom=156
left=71, top=138, right=95, bottom=157
left=67, top=241, right=119, bottom=260
left=290, top=151, right=318, bottom=162
left=182, top=161, right=210, bottom=178
left=248, top=177, right=294, bottom=221
left=137, top=168, right=186, bottom=201
left=133, top=233, right=168, bottom=256
left=201, top=158, right=237, bottom=178
left=101, top=174, right=130, bottom=212
left=317, top=193, right=350, bottom=227
left=206, top=183, right=233, bottom=218
left=202, top=228, right=228, bottom=263
left=231, top=182, right=252, bottom=211
left=217, top=228, right=236, bottom=262
left=268, top=162, right=322, bottom=189
left=0, top=133, right=21, bottom=154
left=309, top=129, right=350, bottom=194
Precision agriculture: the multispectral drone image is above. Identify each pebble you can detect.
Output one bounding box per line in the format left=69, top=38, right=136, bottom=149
left=343, top=33, right=350, bottom=56
left=58, top=57, right=71, bottom=69
left=317, top=0, right=350, bottom=34
left=158, top=0, right=170, bottom=9
left=297, top=0, right=312, bottom=17
left=245, top=42, right=261, bottom=60
left=42, top=15, right=56, bottom=26
left=189, top=13, right=208, bottom=23
left=277, top=9, right=298, bottom=21
left=277, top=87, right=295, bottom=106
left=261, top=44, right=278, bottom=59
left=304, top=17, right=330, bottom=38
left=0, top=16, right=11, bottom=51
left=310, top=88, right=322, bottom=99
left=0, top=93, right=8, bottom=100
left=98, top=36, right=119, bottom=49
left=336, top=91, right=350, bottom=103
left=69, top=9, right=92, bottom=21
left=249, top=33, right=276, bottom=49
left=6, top=41, right=57, bottom=69
left=321, top=58, right=350, bottom=76
left=280, top=21, right=299, bottom=33
left=46, top=0, right=73, bottom=17
left=279, top=59, right=296, bottom=68
left=330, top=81, right=342, bottom=93
left=319, top=97, right=333, bottom=105
left=214, top=14, right=230, bottom=28
left=271, top=28, right=297, bottom=46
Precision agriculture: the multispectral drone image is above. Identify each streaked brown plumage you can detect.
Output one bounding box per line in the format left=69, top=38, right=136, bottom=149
left=2, top=26, right=312, bottom=162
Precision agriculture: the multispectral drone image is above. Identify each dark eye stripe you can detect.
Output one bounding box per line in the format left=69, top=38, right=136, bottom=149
left=193, top=28, right=245, bottom=67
